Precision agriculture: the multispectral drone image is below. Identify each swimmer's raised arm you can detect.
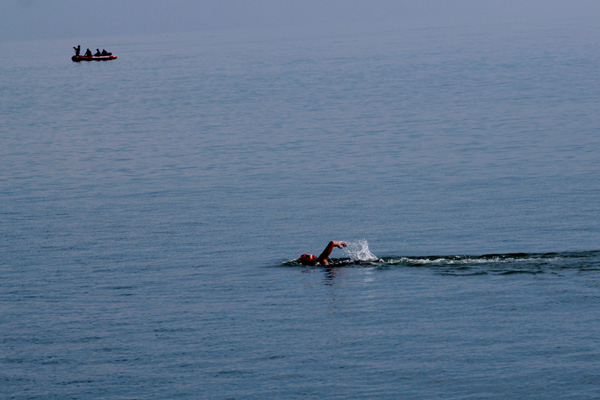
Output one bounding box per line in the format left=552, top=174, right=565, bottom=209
left=317, top=241, right=347, bottom=264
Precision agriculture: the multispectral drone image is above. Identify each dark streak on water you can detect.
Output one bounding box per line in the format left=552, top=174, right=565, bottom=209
left=284, top=250, right=600, bottom=275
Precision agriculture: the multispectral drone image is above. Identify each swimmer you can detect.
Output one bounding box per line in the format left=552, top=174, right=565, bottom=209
left=298, top=241, right=347, bottom=266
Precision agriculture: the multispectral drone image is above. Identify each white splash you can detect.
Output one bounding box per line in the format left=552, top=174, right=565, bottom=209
left=343, top=239, right=379, bottom=261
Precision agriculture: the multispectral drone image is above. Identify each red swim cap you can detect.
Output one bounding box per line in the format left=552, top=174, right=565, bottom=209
left=299, top=254, right=317, bottom=264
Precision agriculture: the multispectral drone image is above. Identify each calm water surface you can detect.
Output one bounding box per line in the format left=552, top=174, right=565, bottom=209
left=1, top=21, right=600, bottom=399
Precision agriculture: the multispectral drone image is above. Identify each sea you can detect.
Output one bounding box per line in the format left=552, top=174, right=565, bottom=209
left=1, top=20, right=600, bottom=399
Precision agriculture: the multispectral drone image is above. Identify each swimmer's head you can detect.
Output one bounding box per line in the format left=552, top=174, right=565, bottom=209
left=298, top=254, right=317, bottom=265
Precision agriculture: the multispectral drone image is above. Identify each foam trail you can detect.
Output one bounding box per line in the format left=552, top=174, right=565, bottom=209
left=343, top=239, right=379, bottom=261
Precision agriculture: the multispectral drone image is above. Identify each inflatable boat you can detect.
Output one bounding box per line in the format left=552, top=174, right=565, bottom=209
left=72, top=55, right=117, bottom=62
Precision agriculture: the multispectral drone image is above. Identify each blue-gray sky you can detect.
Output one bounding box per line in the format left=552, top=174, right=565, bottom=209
left=1, top=0, right=599, bottom=42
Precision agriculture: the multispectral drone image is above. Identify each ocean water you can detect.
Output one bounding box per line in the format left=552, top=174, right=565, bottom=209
left=1, top=21, right=600, bottom=399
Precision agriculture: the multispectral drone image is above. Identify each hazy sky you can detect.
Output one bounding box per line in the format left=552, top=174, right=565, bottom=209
left=1, top=0, right=599, bottom=42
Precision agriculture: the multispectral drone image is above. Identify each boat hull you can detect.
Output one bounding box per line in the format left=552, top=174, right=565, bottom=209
left=72, top=55, right=117, bottom=62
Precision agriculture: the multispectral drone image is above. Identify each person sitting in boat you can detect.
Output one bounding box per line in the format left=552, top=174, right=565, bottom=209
left=94, top=49, right=101, bottom=56
left=298, top=241, right=347, bottom=266
left=73, top=45, right=81, bottom=56
left=84, top=48, right=92, bottom=57
left=101, top=49, right=112, bottom=56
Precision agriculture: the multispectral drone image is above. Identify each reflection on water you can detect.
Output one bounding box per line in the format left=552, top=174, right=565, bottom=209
left=300, top=267, right=343, bottom=286
left=322, top=267, right=340, bottom=286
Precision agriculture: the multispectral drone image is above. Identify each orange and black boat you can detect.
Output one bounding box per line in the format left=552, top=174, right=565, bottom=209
left=72, top=55, right=117, bottom=62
